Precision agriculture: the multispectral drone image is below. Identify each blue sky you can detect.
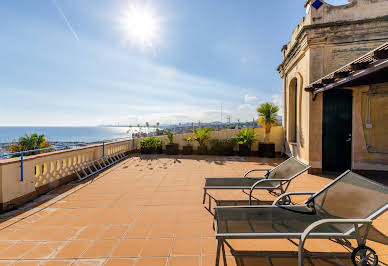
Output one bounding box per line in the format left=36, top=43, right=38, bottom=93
left=0, top=0, right=349, bottom=126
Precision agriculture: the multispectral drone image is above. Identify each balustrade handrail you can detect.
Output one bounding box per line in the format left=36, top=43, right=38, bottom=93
left=0, top=146, right=67, bottom=159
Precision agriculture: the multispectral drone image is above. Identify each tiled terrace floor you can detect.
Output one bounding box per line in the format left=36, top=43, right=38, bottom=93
left=0, top=155, right=387, bottom=265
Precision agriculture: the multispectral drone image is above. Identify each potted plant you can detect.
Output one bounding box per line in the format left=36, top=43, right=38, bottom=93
left=257, top=102, right=279, bottom=158
left=232, top=129, right=257, bottom=156
left=192, top=127, right=210, bottom=155
left=165, top=132, right=179, bottom=155
left=182, top=136, right=193, bottom=155
left=210, top=139, right=234, bottom=156
left=140, top=137, right=163, bottom=154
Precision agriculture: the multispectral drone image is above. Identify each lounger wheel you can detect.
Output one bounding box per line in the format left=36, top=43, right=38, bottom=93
left=278, top=195, right=291, bottom=205
left=351, top=245, right=378, bottom=266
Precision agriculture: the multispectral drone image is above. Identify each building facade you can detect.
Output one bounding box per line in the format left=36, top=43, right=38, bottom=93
left=278, top=0, right=388, bottom=173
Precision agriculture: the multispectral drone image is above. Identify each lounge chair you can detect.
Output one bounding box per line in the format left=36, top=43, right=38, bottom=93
left=203, top=157, right=311, bottom=205
left=213, top=170, right=388, bottom=266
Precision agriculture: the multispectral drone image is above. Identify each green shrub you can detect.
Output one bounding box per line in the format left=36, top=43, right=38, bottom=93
left=232, top=129, right=257, bottom=148
left=210, top=138, right=235, bottom=155
left=167, top=132, right=174, bottom=144
left=183, top=136, right=193, bottom=146
left=191, top=127, right=210, bottom=148
left=140, top=137, right=163, bottom=148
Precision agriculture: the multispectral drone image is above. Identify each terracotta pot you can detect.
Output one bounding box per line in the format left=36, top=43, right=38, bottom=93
left=182, top=145, right=193, bottom=155
left=197, top=146, right=208, bottom=155
left=166, top=143, right=179, bottom=155
left=258, top=142, right=275, bottom=158
left=238, top=144, right=251, bottom=156
left=140, top=146, right=162, bottom=154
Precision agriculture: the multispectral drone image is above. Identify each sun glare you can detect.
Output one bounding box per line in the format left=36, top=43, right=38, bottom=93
left=119, top=4, right=161, bottom=49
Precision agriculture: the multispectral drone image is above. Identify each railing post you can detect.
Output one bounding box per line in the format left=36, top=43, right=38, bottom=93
left=20, top=152, right=24, bottom=182
left=132, top=137, right=135, bottom=150
left=102, top=141, right=105, bottom=157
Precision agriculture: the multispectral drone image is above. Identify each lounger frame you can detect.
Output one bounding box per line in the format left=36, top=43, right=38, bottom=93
left=213, top=170, right=388, bottom=266
left=203, top=157, right=311, bottom=205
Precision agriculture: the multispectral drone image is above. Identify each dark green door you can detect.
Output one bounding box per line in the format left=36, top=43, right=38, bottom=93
left=322, top=89, right=352, bottom=172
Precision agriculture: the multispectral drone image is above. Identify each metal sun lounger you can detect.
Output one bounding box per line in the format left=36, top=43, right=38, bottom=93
left=203, top=157, right=311, bottom=205
left=213, top=170, right=388, bottom=266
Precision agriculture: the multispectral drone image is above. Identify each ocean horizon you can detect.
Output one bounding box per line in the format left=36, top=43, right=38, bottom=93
left=0, top=126, right=152, bottom=143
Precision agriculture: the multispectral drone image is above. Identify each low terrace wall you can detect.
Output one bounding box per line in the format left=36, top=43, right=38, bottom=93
left=133, top=126, right=283, bottom=152
left=0, top=126, right=283, bottom=212
left=0, top=140, right=131, bottom=212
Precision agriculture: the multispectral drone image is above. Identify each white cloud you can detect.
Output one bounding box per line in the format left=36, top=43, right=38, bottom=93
left=244, top=94, right=257, bottom=102
left=271, top=94, right=283, bottom=114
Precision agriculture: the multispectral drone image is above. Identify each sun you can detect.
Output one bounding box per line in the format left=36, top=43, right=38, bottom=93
left=119, top=4, right=161, bottom=49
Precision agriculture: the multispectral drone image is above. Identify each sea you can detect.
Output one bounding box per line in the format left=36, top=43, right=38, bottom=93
left=0, top=126, right=151, bottom=144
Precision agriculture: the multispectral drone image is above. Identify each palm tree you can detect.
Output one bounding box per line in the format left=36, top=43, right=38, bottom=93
left=156, top=122, right=160, bottom=130
left=257, top=102, right=279, bottom=143
left=7, top=133, right=52, bottom=156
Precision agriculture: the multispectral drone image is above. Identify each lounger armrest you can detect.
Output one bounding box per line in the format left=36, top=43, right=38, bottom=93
left=272, top=192, right=316, bottom=206
left=243, top=169, right=271, bottom=178
left=297, top=218, right=373, bottom=265
left=248, top=179, right=291, bottom=205
left=301, top=218, right=372, bottom=242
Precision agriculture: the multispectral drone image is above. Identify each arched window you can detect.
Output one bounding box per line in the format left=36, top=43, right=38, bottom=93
left=289, top=78, right=298, bottom=142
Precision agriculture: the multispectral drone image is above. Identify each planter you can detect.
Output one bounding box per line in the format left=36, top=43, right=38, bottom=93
left=238, top=144, right=251, bottom=156
left=140, top=146, right=153, bottom=154
left=258, top=142, right=275, bottom=158
left=166, top=143, right=179, bottom=155
left=182, top=145, right=193, bottom=155
left=156, top=146, right=163, bottom=154
left=210, top=144, right=234, bottom=156
left=140, top=146, right=162, bottom=154
left=197, top=146, right=208, bottom=155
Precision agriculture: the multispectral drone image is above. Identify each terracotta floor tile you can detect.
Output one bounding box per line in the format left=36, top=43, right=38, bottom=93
left=81, top=239, right=117, bottom=258
left=0, top=241, right=40, bottom=259
left=168, top=256, right=200, bottom=266
left=75, top=226, right=106, bottom=240
left=0, top=261, right=14, bottom=266
left=12, top=261, right=42, bottom=266
left=201, top=223, right=216, bottom=237
left=124, top=224, right=151, bottom=238
left=0, top=156, right=385, bottom=266
left=111, top=239, right=145, bottom=257
left=141, top=239, right=172, bottom=257
left=42, top=260, right=74, bottom=266
left=104, top=258, right=135, bottom=266
left=54, top=240, right=91, bottom=259
left=149, top=224, right=176, bottom=238
left=23, top=241, right=66, bottom=259
left=50, top=228, right=81, bottom=241
left=202, top=256, right=238, bottom=266
left=100, top=225, right=128, bottom=239
left=0, top=242, right=15, bottom=253
left=135, top=258, right=167, bottom=266
left=171, top=238, right=201, bottom=256
left=175, top=223, right=202, bottom=237
left=200, top=238, right=231, bottom=256
left=73, top=259, right=105, bottom=265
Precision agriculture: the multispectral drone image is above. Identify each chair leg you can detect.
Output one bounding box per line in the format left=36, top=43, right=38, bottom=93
left=222, top=240, right=228, bottom=266
left=216, top=239, right=222, bottom=266
left=203, top=189, right=207, bottom=204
